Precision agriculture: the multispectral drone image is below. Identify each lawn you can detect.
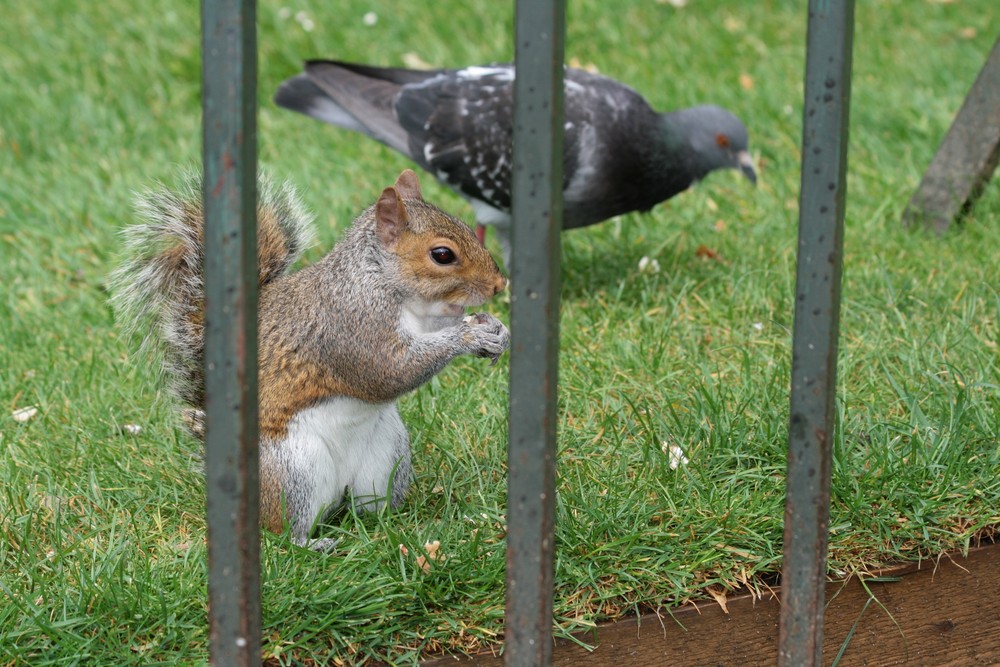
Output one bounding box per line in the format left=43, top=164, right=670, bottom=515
left=1, top=0, right=998, bottom=664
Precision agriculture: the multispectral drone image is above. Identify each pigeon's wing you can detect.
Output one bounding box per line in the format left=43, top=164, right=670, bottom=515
left=559, top=69, right=653, bottom=227
left=394, top=66, right=520, bottom=211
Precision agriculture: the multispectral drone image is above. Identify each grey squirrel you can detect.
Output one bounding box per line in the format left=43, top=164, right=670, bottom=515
left=111, top=169, right=509, bottom=550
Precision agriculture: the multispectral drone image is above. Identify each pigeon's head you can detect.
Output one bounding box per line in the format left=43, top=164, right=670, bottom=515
left=672, top=105, right=756, bottom=186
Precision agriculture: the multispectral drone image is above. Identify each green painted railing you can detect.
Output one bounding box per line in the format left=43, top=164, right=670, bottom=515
left=198, top=1, right=859, bottom=665
left=201, top=1, right=261, bottom=665
left=779, top=1, right=855, bottom=664
left=505, top=1, right=566, bottom=664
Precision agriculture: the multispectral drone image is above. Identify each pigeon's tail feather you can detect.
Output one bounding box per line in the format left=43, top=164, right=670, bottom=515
left=298, top=62, right=416, bottom=156
left=274, top=74, right=373, bottom=136
left=308, top=59, right=446, bottom=86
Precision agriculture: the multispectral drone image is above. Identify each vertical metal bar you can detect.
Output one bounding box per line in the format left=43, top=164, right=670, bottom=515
left=505, top=1, right=565, bottom=665
left=201, top=0, right=261, bottom=665
left=779, top=1, right=854, bottom=665
left=902, top=35, right=1000, bottom=232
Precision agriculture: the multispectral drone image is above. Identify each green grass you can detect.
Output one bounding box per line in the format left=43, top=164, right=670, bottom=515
left=2, top=0, right=998, bottom=664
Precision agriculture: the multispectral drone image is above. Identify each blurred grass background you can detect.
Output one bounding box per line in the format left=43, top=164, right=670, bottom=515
left=1, top=0, right=998, bottom=664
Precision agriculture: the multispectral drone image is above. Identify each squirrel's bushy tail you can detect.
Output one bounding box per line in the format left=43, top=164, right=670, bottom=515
left=109, top=171, right=314, bottom=409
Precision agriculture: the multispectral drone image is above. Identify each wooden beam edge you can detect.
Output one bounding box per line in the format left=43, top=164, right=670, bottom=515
left=420, top=540, right=1000, bottom=666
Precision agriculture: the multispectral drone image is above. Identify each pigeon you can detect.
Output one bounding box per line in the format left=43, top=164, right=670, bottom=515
left=275, top=60, right=757, bottom=268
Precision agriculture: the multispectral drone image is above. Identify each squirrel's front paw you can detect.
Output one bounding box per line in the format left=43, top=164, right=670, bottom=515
left=463, top=313, right=510, bottom=365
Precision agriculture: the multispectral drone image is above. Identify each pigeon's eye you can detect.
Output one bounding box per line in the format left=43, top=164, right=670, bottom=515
left=430, top=246, right=457, bottom=265
left=715, top=133, right=731, bottom=149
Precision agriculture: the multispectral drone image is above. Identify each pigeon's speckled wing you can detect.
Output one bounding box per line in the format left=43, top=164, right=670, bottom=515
left=395, top=65, right=587, bottom=214
left=392, top=66, right=658, bottom=225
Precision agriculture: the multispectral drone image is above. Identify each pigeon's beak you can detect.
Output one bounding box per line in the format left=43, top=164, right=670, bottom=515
left=736, top=150, right=757, bottom=185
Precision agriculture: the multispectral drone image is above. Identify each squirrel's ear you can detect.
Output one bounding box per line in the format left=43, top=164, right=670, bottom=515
left=375, top=186, right=409, bottom=246
left=393, top=169, right=423, bottom=201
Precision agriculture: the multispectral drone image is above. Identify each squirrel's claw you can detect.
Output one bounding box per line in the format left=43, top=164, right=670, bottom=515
left=294, top=536, right=340, bottom=553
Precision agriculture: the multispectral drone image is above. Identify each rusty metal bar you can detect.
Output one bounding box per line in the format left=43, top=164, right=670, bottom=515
left=505, top=0, right=565, bottom=665
left=201, top=0, right=261, bottom=664
left=779, top=1, right=855, bottom=665
left=902, top=35, right=1000, bottom=232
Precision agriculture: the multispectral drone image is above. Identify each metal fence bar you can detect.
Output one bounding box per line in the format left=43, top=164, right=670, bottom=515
left=902, top=35, right=1000, bottom=232
left=505, top=0, right=565, bottom=664
left=201, top=0, right=261, bottom=664
left=779, top=1, right=855, bottom=665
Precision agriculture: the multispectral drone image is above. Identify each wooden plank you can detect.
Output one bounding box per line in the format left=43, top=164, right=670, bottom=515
left=422, top=542, right=1000, bottom=666
left=902, top=35, right=1000, bottom=232
left=201, top=0, right=261, bottom=664
left=505, top=1, right=565, bottom=666
left=780, top=1, right=855, bottom=664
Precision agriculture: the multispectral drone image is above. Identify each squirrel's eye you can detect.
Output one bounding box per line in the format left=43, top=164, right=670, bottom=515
left=430, top=246, right=457, bottom=265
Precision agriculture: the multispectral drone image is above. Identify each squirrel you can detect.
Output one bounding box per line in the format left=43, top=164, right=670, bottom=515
left=111, top=169, right=509, bottom=550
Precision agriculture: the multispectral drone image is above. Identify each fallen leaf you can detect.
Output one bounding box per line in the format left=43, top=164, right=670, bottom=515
left=707, top=586, right=730, bottom=614
left=661, top=443, right=689, bottom=470
left=695, top=245, right=721, bottom=261
left=739, top=73, right=754, bottom=90
left=416, top=540, right=443, bottom=573
left=723, top=16, right=745, bottom=33
left=294, top=10, right=314, bottom=32
left=415, top=555, right=431, bottom=573
left=402, top=52, right=434, bottom=70
left=12, top=406, right=38, bottom=423
left=567, top=57, right=599, bottom=73
left=638, top=256, right=661, bottom=274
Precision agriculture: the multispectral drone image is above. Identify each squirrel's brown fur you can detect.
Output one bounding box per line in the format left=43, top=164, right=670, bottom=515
left=111, top=170, right=508, bottom=549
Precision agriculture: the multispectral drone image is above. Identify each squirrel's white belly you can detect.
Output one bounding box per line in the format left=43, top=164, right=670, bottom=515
left=282, top=397, right=408, bottom=520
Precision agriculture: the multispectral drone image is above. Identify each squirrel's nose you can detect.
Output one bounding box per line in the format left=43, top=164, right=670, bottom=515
left=493, top=275, right=507, bottom=295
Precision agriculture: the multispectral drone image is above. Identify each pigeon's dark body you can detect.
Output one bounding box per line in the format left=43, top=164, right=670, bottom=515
left=275, top=61, right=756, bottom=263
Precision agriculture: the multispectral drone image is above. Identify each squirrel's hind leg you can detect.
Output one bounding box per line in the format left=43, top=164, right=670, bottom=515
left=293, top=535, right=340, bottom=552
left=260, top=437, right=345, bottom=551
left=349, top=404, right=413, bottom=513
